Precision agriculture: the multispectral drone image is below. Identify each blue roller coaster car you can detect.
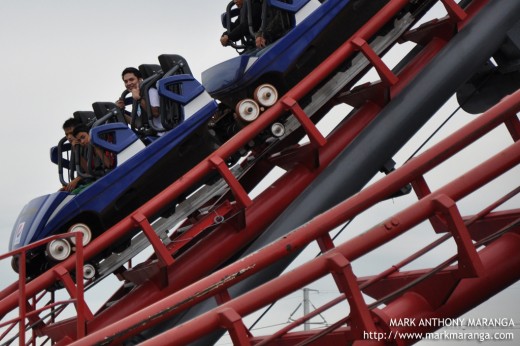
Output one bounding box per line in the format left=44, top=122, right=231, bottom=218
left=203, top=0, right=432, bottom=140
left=203, top=0, right=390, bottom=107
left=9, top=0, right=426, bottom=278
left=9, top=72, right=222, bottom=278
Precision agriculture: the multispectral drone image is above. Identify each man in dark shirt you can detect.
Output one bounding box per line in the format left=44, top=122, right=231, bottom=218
left=255, top=2, right=292, bottom=48
left=220, top=0, right=262, bottom=48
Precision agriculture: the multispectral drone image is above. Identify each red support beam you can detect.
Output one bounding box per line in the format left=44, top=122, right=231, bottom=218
left=316, top=233, right=335, bottom=253
left=326, top=254, right=377, bottom=338
left=70, top=88, right=520, bottom=346
left=441, top=0, right=467, bottom=23
left=210, top=156, right=252, bottom=209
left=0, top=2, right=499, bottom=345
left=218, top=308, right=251, bottom=346
left=505, top=115, right=520, bottom=141
left=138, top=137, right=520, bottom=344
left=281, top=97, right=327, bottom=148
left=132, top=213, right=174, bottom=267
left=0, top=0, right=448, bottom=321
left=433, top=195, right=485, bottom=278
left=352, top=37, right=399, bottom=87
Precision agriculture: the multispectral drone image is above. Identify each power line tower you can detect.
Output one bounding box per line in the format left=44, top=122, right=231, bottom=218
left=287, top=288, right=328, bottom=331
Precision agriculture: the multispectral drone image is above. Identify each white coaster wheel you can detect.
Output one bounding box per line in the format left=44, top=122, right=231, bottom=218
left=68, top=223, right=92, bottom=247
left=254, top=84, right=278, bottom=107
left=236, top=98, right=260, bottom=123
left=270, top=122, right=286, bottom=138
left=46, top=239, right=72, bottom=261
left=83, top=263, right=96, bottom=280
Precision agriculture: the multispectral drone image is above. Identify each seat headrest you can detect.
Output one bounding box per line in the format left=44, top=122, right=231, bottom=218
left=91, top=102, right=126, bottom=124
left=158, top=54, right=193, bottom=76
left=138, top=64, right=162, bottom=79
left=73, top=111, right=96, bottom=126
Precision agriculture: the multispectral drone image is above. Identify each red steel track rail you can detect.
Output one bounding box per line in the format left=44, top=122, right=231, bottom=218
left=3, top=0, right=514, bottom=344
left=66, top=86, right=520, bottom=346
left=132, top=86, right=520, bottom=346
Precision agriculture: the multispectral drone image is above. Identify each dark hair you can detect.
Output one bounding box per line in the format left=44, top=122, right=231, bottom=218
left=72, top=124, right=89, bottom=136
left=62, top=117, right=80, bottom=130
left=122, top=67, right=142, bottom=79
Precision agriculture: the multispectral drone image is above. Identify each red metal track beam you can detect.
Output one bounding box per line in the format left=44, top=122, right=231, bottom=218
left=210, top=156, right=253, bottom=209
left=282, top=98, right=327, bottom=148
left=432, top=195, right=485, bottom=278
left=0, top=0, right=492, bottom=341
left=246, top=233, right=520, bottom=345
left=86, top=102, right=383, bottom=333
left=138, top=119, right=520, bottom=346
left=69, top=83, right=520, bottom=346
left=132, top=213, right=174, bottom=267
left=326, top=255, right=377, bottom=338
left=0, top=0, right=413, bottom=317
left=379, top=232, right=520, bottom=340
left=441, top=0, right=467, bottom=23
left=352, top=37, right=399, bottom=87
left=82, top=0, right=465, bottom=330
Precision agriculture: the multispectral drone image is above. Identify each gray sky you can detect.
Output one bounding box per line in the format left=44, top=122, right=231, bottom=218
left=0, top=1, right=518, bottom=345
left=0, top=0, right=234, bottom=252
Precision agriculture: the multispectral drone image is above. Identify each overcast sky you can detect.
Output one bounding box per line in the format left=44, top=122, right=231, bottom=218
left=0, top=1, right=518, bottom=344
left=0, top=0, right=234, bottom=252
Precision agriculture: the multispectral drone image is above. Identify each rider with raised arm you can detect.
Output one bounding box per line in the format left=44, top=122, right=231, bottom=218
left=116, top=67, right=164, bottom=135
left=220, top=0, right=262, bottom=48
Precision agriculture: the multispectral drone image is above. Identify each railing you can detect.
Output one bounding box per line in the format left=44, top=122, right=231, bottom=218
left=0, top=232, right=88, bottom=345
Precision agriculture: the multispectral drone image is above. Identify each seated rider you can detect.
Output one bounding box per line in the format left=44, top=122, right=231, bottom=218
left=115, top=67, right=165, bottom=135
left=255, top=1, right=292, bottom=48
left=64, top=125, right=114, bottom=194
left=220, top=0, right=262, bottom=48
left=61, top=117, right=88, bottom=192
left=62, top=117, right=80, bottom=147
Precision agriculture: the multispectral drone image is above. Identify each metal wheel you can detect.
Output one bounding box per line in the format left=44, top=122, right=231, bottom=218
left=83, top=263, right=96, bottom=280
left=235, top=99, right=260, bottom=123
left=68, top=223, right=92, bottom=247
left=46, top=239, right=72, bottom=261
left=270, top=122, right=286, bottom=138
left=254, top=84, right=278, bottom=107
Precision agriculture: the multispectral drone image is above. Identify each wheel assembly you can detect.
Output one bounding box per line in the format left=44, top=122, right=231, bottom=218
left=68, top=223, right=92, bottom=247
left=270, top=122, right=286, bottom=138
left=83, top=263, right=96, bottom=280
left=235, top=98, right=261, bottom=123
left=254, top=84, right=278, bottom=107
left=46, top=239, right=72, bottom=261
